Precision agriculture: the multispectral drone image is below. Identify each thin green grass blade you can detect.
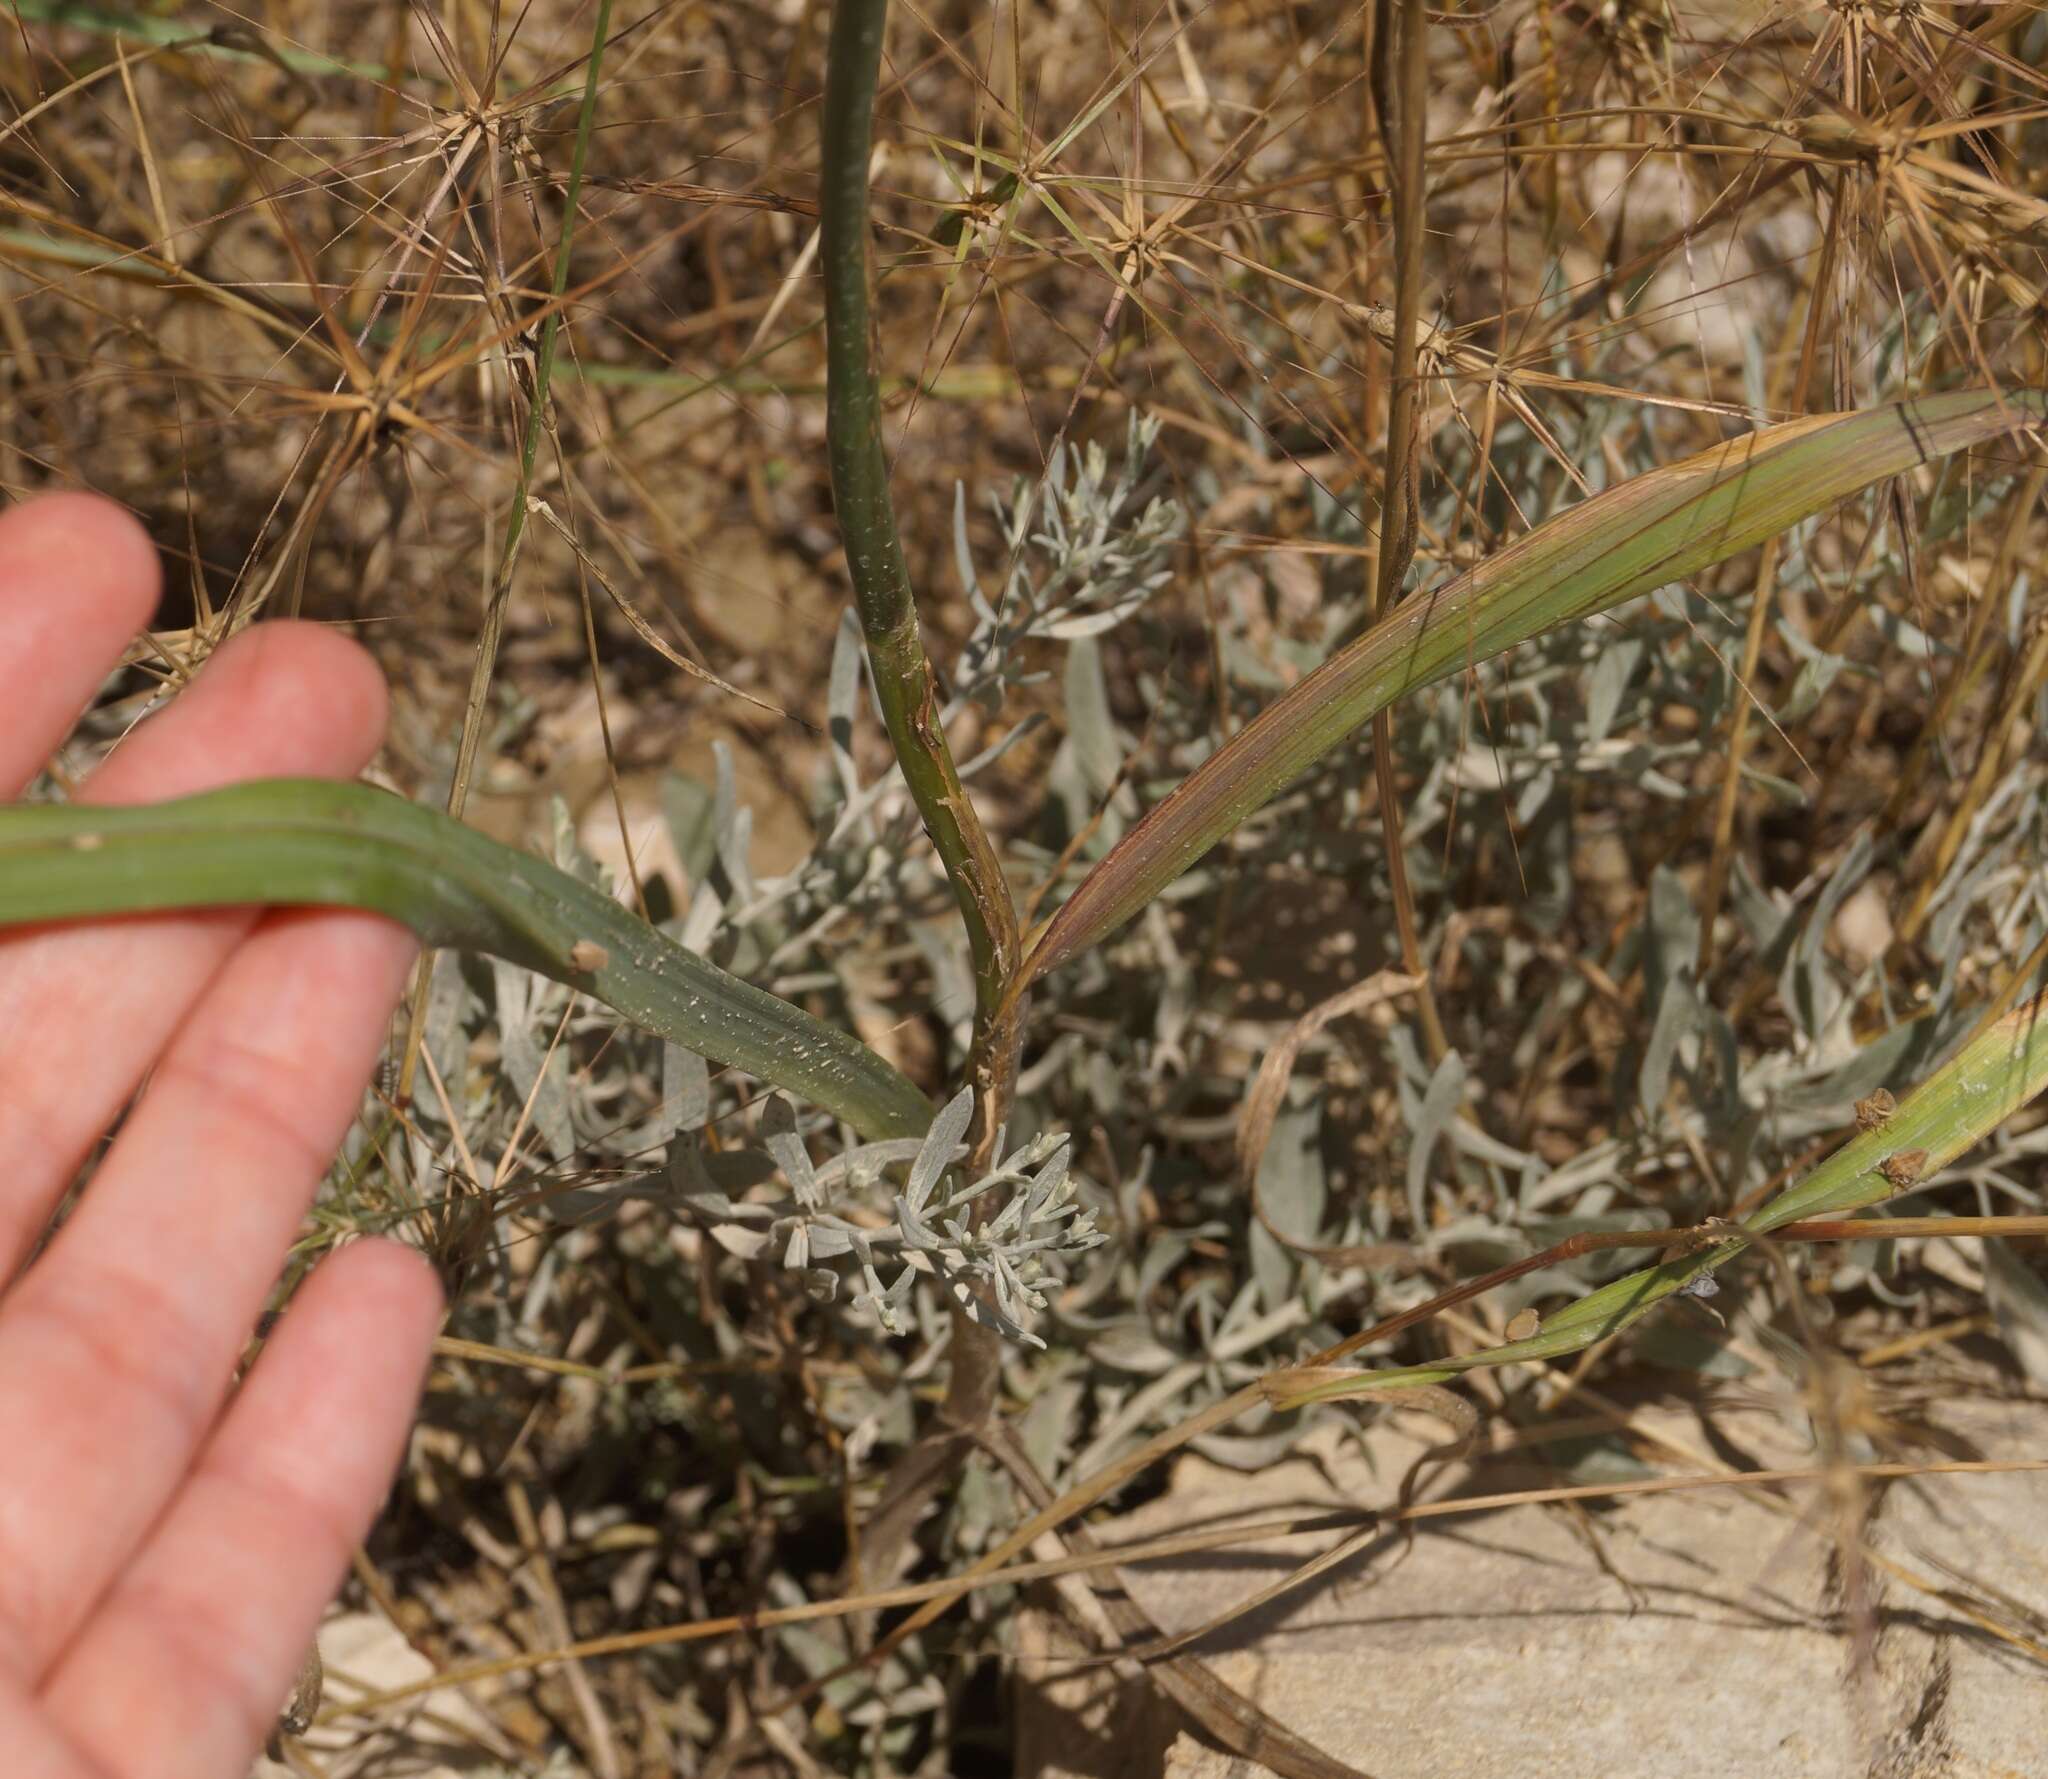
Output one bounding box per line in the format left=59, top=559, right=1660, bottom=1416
left=1280, top=989, right=2048, bottom=1402
left=0, top=779, right=933, bottom=1141
left=1023, top=389, right=2047, bottom=990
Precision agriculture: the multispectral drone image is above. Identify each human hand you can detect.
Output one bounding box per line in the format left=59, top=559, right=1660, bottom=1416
left=0, top=493, right=442, bottom=1777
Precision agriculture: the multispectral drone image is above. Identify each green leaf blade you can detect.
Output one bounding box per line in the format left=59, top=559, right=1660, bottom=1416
left=0, top=779, right=933, bottom=1141
left=1025, top=389, right=2046, bottom=986
left=1280, top=988, right=2048, bottom=1405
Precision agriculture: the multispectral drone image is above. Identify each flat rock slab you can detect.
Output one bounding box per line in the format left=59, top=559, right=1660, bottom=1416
left=1015, top=1398, right=2048, bottom=1779
left=251, top=1610, right=512, bottom=1778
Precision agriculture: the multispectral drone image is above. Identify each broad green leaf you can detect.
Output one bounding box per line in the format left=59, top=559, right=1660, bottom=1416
left=1278, top=988, right=2048, bottom=1403
left=0, top=778, right=933, bottom=1141
left=1023, top=389, right=2047, bottom=988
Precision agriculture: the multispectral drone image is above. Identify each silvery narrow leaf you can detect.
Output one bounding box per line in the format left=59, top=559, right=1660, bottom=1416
left=1700, top=1006, right=1744, bottom=1125
left=1003, top=1128, right=1066, bottom=1174
left=711, top=741, right=757, bottom=905
left=861, top=1263, right=916, bottom=1334
left=1406, top=1051, right=1466, bottom=1236
left=1189, top=1426, right=1318, bottom=1470
left=1031, top=1143, right=1072, bottom=1209
left=1018, top=1373, right=1084, bottom=1478
left=679, top=878, right=724, bottom=955
left=489, top=956, right=576, bottom=1164
left=910, top=921, right=975, bottom=1050
left=1810, top=831, right=1877, bottom=962
left=1513, top=764, right=1559, bottom=829
left=651, top=1044, right=709, bottom=1145
left=1781, top=835, right=1874, bottom=1039
left=666, top=1130, right=717, bottom=1196
left=800, top=1219, right=856, bottom=1260
left=1442, top=1114, right=1538, bottom=1174
left=827, top=609, right=865, bottom=806
left=908, top=1087, right=975, bottom=1209
left=983, top=1184, right=1030, bottom=1244
left=800, top=1267, right=839, bottom=1305
left=1040, top=595, right=1150, bottom=641
left=782, top=1220, right=811, bottom=1269
left=1644, top=866, right=1698, bottom=1001
left=762, top=1095, right=824, bottom=1209
left=1584, top=637, right=1642, bottom=742
left=1780, top=642, right=1850, bottom=723
left=548, top=793, right=608, bottom=890
left=1088, top=1328, right=1183, bottom=1374
left=1738, top=764, right=1807, bottom=809
left=896, top=1193, right=941, bottom=1251
left=991, top=1249, right=1034, bottom=1322
left=423, top=954, right=473, bottom=1127
left=669, top=1182, right=770, bottom=1225
left=1135, top=1228, right=1195, bottom=1301
left=949, top=1274, right=1045, bottom=1349
left=538, top=1182, right=640, bottom=1228
left=1146, top=906, right=1194, bottom=1069
left=1865, top=606, right=1947, bottom=661
left=707, top=1222, right=772, bottom=1260
left=1258, top=1103, right=1326, bottom=1244
left=489, top=949, right=530, bottom=1036
left=1063, top=639, right=1125, bottom=801
left=953, top=481, right=995, bottom=623
left=1776, top=1019, right=1915, bottom=1115
left=816, top=1137, right=925, bottom=1194
left=1638, top=973, right=1700, bottom=1121
left=1730, top=855, right=1797, bottom=959
left=659, top=769, right=718, bottom=886
left=956, top=712, right=1046, bottom=781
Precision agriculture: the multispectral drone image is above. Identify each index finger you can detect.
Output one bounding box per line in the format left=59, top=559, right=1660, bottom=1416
left=0, top=494, right=160, bottom=795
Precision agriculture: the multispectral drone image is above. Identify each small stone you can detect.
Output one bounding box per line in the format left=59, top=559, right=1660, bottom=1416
left=1833, top=881, right=1895, bottom=970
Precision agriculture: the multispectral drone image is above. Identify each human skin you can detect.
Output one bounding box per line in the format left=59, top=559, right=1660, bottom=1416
left=0, top=492, right=442, bottom=1778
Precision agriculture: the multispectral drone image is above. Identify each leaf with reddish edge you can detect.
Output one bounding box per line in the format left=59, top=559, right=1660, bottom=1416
left=1021, top=389, right=2046, bottom=994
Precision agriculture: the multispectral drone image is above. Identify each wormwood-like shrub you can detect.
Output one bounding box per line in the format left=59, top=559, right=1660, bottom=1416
left=5, top=0, right=2048, bottom=1769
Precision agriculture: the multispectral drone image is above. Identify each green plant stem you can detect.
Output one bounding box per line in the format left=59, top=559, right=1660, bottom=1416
left=819, top=0, right=1020, bottom=1040
left=0, top=781, right=932, bottom=1142
left=817, top=0, right=1026, bottom=1596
